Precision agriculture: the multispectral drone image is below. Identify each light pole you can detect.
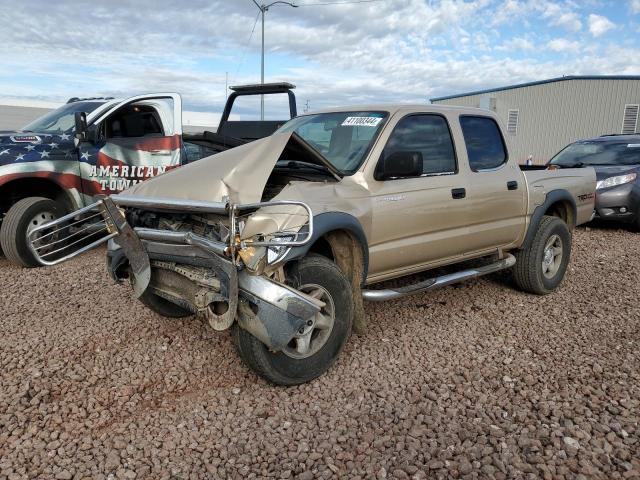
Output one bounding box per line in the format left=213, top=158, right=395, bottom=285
left=251, top=0, right=298, bottom=120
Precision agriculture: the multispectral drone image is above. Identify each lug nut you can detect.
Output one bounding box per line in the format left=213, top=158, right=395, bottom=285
left=298, top=327, right=305, bottom=334
left=307, top=320, right=313, bottom=326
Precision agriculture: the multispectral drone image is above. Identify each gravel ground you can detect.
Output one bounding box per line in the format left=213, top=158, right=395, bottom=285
left=1, top=226, right=639, bottom=480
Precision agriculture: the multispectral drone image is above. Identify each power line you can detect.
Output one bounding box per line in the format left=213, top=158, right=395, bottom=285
left=232, top=9, right=262, bottom=85
left=295, top=0, right=383, bottom=5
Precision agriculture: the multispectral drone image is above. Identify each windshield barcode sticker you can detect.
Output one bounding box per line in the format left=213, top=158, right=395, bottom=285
left=342, top=116, right=383, bottom=127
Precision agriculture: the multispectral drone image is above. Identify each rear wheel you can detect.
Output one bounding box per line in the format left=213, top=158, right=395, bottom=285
left=0, top=197, right=65, bottom=268
left=513, top=215, right=571, bottom=295
left=234, top=255, right=353, bottom=385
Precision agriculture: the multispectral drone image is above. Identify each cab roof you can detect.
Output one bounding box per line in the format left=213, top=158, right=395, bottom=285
left=305, top=103, right=497, bottom=117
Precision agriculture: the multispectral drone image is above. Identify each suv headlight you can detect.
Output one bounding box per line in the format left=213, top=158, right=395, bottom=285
left=596, top=173, right=637, bottom=190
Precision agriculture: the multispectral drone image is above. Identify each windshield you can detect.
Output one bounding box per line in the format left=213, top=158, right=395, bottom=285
left=276, top=111, right=388, bottom=174
left=22, top=101, right=106, bottom=134
left=549, top=140, right=640, bottom=167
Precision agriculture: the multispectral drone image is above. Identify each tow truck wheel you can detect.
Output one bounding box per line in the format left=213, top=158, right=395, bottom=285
left=0, top=197, right=65, bottom=268
left=234, top=254, right=354, bottom=385
left=513, top=215, right=571, bottom=295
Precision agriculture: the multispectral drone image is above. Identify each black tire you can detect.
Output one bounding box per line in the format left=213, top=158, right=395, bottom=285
left=0, top=197, right=65, bottom=268
left=234, top=254, right=354, bottom=385
left=138, top=290, right=192, bottom=318
left=513, top=215, right=571, bottom=295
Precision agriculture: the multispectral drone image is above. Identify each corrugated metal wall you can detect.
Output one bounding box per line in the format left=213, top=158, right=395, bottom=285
left=432, top=79, right=640, bottom=164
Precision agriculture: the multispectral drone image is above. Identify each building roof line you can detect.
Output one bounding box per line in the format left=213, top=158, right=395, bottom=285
left=430, top=75, right=640, bottom=102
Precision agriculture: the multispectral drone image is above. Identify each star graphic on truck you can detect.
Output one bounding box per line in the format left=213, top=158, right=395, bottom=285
left=80, top=151, right=91, bottom=161
left=15, top=153, right=25, bottom=161
left=39, top=150, right=50, bottom=159
left=25, top=145, right=36, bottom=151
left=49, top=142, right=59, bottom=149
left=0, top=148, right=10, bottom=156
left=58, top=133, right=70, bottom=141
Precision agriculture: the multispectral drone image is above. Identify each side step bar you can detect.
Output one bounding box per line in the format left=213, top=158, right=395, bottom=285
left=362, top=254, right=516, bottom=302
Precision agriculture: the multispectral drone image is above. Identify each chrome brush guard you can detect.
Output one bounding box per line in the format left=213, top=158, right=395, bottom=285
left=27, top=202, right=119, bottom=266
left=27, top=194, right=314, bottom=267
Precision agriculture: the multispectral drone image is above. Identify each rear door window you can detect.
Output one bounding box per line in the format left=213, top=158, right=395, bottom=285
left=460, top=116, right=507, bottom=171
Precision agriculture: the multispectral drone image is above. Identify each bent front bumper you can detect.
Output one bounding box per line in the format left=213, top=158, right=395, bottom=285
left=28, top=195, right=319, bottom=350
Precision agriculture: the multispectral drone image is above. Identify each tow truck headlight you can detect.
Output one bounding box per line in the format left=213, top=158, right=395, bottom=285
left=596, top=173, right=637, bottom=190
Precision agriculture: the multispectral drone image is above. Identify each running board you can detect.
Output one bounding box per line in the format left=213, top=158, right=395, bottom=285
left=361, top=254, right=516, bottom=302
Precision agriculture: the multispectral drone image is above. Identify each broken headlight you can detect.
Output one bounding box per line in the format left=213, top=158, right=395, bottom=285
left=267, top=236, right=294, bottom=265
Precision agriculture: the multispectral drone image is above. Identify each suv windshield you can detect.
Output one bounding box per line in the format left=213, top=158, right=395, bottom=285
left=549, top=140, right=640, bottom=167
left=276, top=111, right=388, bottom=174
left=22, top=101, right=106, bottom=134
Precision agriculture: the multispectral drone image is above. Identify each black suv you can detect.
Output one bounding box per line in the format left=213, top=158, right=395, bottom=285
left=548, top=134, right=640, bottom=230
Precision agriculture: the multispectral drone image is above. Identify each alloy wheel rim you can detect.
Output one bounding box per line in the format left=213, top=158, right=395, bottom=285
left=542, top=234, right=563, bottom=279
left=282, top=283, right=335, bottom=359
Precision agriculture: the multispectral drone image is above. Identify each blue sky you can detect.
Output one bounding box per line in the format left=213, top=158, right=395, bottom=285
left=0, top=0, right=638, bottom=119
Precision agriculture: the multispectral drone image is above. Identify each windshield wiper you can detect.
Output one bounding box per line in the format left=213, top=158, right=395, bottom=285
left=278, top=160, right=336, bottom=176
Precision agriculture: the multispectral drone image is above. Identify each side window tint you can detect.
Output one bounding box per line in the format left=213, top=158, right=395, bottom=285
left=459, top=116, right=507, bottom=171
left=382, top=115, right=457, bottom=177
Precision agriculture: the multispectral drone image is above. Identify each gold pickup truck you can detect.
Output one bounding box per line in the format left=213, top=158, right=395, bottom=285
left=29, top=105, right=596, bottom=385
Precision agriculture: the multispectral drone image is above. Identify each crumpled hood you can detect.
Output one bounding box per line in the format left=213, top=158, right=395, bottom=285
left=124, top=132, right=295, bottom=204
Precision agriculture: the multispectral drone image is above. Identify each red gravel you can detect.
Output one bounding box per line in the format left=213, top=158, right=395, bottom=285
left=1, top=226, right=639, bottom=479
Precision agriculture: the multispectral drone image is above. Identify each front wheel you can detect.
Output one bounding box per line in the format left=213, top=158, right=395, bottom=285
left=0, top=197, right=66, bottom=268
left=513, top=215, right=571, bottom=295
left=234, top=255, right=354, bottom=385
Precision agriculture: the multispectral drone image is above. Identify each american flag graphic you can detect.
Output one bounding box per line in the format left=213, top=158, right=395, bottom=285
left=0, top=132, right=182, bottom=210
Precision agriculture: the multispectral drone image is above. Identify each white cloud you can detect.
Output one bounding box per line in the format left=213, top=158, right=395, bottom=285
left=543, top=3, right=582, bottom=32
left=588, top=14, right=615, bottom=37
left=631, top=0, right=640, bottom=14
left=497, top=37, right=535, bottom=51
left=547, top=38, right=581, bottom=53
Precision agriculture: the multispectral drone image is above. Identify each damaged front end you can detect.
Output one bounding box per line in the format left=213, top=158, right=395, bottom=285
left=27, top=194, right=320, bottom=351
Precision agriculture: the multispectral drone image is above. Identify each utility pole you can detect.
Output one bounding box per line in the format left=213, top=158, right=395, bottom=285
left=251, top=0, right=298, bottom=120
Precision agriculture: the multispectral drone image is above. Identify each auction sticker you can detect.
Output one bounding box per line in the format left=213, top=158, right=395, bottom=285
left=342, top=116, right=383, bottom=127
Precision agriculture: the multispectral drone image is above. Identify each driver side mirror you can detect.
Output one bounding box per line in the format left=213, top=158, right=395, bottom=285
left=375, top=151, right=423, bottom=180
left=74, top=112, right=88, bottom=142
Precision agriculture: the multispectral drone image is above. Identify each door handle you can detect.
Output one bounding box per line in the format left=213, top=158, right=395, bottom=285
left=451, top=188, right=466, bottom=199
left=507, top=181, right=518, bottom=190
left=150, top=149, right=171, bottom=156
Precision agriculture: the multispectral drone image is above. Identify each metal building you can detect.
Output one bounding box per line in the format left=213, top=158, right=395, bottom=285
left=430, top=75, right=640, bottom=164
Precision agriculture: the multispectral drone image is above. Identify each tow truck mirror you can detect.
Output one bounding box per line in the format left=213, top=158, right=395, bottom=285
left=375, top=151, right=423, bottom=180
left=74, top=112, right=88, bottom=142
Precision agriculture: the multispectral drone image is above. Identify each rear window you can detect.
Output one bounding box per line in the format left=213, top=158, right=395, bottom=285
left=460, top=116, right=507, bottom=171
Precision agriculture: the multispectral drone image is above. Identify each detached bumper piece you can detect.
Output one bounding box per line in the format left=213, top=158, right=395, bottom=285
left=237, top=272, right=323, bottom=351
